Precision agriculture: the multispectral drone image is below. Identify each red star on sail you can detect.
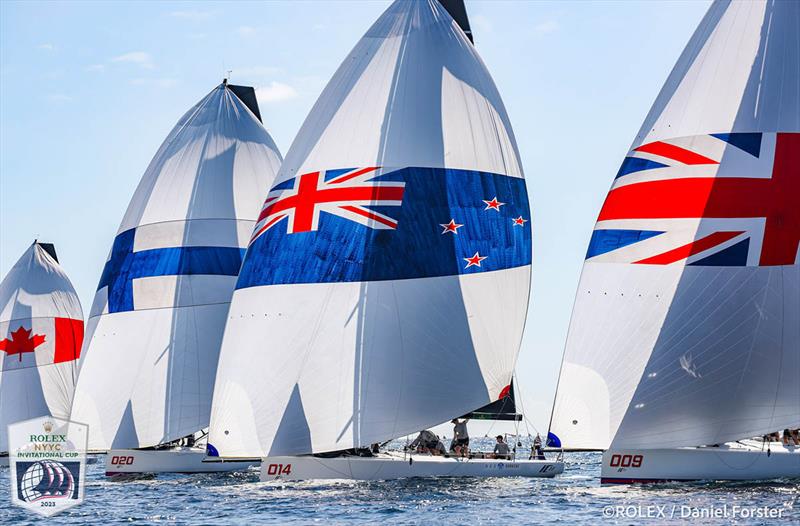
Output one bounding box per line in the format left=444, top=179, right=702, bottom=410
left=464, top=252, right=488, bottom=268
left=0, top=326, right=46, bottom=362
left=440, top=219, right=464, bottom=234
left=512, top=216, right=528, bottom=227
left=482, top=197, right=505, bottom=211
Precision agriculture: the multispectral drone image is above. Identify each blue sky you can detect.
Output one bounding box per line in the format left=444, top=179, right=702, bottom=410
left=0, top=0, right=711, bottom=436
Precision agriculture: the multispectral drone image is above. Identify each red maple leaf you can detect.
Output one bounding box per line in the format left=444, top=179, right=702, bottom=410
left=0, top=326, right=46, bottom=362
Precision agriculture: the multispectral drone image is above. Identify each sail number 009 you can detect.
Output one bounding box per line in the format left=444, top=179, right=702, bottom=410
left=266, top=463, right=292, bottom=476
left=609, top=454, right=643, bottom=468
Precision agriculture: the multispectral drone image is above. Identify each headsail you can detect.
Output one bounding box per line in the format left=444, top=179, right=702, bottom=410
left=209, top=0, right=529, bottom=457
left=0, top=242, right=83, bottom=452
left=70, top=83, right=282, bottom=450
left=550, top=0, right=799, bottom=450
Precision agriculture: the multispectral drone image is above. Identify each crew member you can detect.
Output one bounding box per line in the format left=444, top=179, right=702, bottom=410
left=530, top=434, right=545, bottom=460
left=492, top=435, right=511, bottom=459
left=450, top=418, right=470, bottom=457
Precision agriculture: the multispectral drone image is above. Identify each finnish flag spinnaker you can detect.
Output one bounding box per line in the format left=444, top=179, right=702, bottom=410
left=70, top=83, right=282, bottom=450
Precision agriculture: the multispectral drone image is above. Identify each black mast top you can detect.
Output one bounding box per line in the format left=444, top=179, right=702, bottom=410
left=439, top=0, right=473, bottom=43
left=225, top=83, right=263, bottom=124
left=36, top=242, right=59, bottom=263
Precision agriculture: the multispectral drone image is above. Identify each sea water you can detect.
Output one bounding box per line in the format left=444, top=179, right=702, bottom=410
left=1, top=438, right=796, bottom=525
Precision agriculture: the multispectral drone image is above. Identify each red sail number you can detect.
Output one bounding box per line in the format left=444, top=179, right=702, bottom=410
left=266, top=463, right=292, bottom=476
left=609, top=454, right=643, bottom=468
left=110, top=455, right=135, bottom=466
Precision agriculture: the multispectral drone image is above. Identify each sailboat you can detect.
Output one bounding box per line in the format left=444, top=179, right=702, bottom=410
left=549, top=0, right=799, bottom=483
left=69, top=81, right=283, bottom=477
left=1, top=242, right=84, bottom=467
left=206, top=0, right=564, bottom=481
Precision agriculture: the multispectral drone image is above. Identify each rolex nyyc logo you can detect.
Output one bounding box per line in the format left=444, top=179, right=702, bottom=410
left=8, top=416, right=88, bottom=517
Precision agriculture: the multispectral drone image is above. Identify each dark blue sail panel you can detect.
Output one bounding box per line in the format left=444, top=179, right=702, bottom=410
left=586, top=229, right=664, bottom=259
left=711, top=132, right=762, bottom=157
left=615, top=157, right=668, bottom=178
left=237, top=167, right=531, bottom=288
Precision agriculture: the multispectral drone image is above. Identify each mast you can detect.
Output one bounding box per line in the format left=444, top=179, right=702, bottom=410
left=227, top=84, right=263, bottom=124
left=438, top=0, right=473, bottom=43
left=36, top=242, right=58, bottom=263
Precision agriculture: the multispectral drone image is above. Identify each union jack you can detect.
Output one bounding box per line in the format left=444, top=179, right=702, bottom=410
left=250, top=167, right=405, bottom=242
left=587, top=132, right=799, bottom=267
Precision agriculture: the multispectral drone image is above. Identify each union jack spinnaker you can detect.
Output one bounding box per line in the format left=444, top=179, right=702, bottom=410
left=550, top=0, right=799, bottom=452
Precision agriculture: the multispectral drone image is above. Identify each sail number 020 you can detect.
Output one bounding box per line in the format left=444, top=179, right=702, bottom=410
left=110, top=455, right=135, bottom=466
left=609, top=454, right=643, bottom=468
left=266, top=463, right=292, bottom=476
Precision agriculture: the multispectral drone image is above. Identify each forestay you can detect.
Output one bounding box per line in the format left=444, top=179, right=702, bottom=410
left=70, top=83, right=282, bottom=450
left=550, top=0, right=799, bottom=450
left=209, top=0, right=531, bottom=457
left=0, top=243, right=83, bottom=452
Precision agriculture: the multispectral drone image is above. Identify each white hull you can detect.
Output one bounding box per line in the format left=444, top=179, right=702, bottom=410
left=260, top=452, right=564, bottom=481
left=106, top=447, right=257, bottom=477
left=601, top=441, right=800, bottom=484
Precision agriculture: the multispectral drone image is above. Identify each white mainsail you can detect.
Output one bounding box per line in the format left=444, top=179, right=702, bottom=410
left=550, top=0, right=799, bottom=451
left=208, top=0, right=530, bottom=458
left=70, top=83, right=282, bottom=450
left=1, top=242, right=83, bottom=452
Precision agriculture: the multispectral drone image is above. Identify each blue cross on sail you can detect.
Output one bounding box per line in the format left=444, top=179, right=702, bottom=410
left=97, top=229, right=245, bottom=314
left=71, top=83, right=282, bottom=450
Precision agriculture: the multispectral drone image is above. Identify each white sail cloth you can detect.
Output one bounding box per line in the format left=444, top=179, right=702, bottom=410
left=551, top=0, right=799, bottom=450
left=70, top=84, right=282, bottom=450
left=209, top=0, right=530, bottom=457
left=0, top=243, right=83, bottom=452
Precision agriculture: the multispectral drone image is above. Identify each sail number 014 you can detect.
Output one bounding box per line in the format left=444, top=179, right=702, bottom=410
left=266, top=463, right=292, bottom=476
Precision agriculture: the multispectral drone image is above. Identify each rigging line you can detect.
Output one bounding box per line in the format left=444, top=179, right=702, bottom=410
left=764, top=268, right=785, bottom=437
left=483, top=415, right=498, bottom=438
left=513, top=372, right=528, bottom=432
left=513, top=373, right=540, bottom=442
left=387, top=281, right=407, bottom=444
